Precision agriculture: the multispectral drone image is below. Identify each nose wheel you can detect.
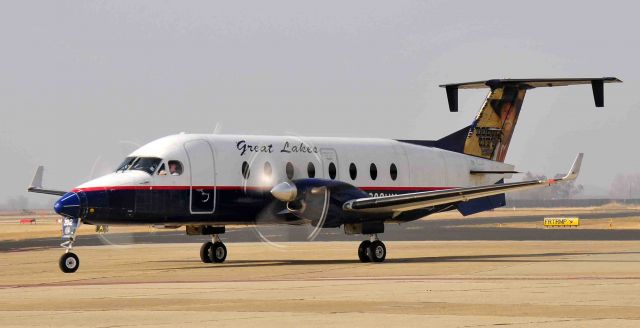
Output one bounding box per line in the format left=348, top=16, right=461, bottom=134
left=200, top=234, right=227, bottom=263
left=357, top=235, right=386, bottom=263
left=59, top=252, right=79, bottom=273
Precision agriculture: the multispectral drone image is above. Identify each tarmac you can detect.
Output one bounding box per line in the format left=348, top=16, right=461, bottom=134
left=2, top=240, right=640, bottom=327
left=1, top=209, right=640, bottom=327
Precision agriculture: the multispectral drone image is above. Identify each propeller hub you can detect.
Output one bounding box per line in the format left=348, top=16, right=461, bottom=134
left=270, top=182, right=297, bottom=202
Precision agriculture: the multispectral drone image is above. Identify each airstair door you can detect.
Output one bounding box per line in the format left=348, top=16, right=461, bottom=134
left=184, top=140, right=216, bottom=214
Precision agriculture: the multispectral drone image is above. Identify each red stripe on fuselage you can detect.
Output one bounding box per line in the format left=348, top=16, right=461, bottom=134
left=71, top=185, right=455, bottom=193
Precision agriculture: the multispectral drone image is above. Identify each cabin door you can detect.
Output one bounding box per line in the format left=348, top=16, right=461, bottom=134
left=184, top=140, right=216, bottom=214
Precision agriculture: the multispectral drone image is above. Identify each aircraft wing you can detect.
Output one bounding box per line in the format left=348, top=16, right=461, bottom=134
left=343, top=153, right=583, bottom=214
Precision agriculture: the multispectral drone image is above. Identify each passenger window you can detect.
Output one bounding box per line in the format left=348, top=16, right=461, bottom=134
left=157, top=163, right=167, bottom=176
left=242, top=161, right=250, bottom=179
left=328, top=162, right=337, bottom=180
left=390, top=163, right=398, bottom=181
left=264, top=161, right=272, bottom=177
left=349, top=163, right=357, bottom=180
left=307, top=162, right=315, bottom=178
left=286, top=162, right=294, bottom=180
left=370, top=163, right=377, bottom=180
left=168, top=160, right=183, bottom=176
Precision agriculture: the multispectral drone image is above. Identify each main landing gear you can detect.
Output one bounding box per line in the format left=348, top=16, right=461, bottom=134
left=200, top=234, right=227, bottom=263
left=59, top=217, right=81, bottom=273
left=357, top=234, right=386, bottom=263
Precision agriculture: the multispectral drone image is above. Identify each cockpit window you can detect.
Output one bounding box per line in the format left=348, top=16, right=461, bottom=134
left=130, top=157, right=162, bottom=175
left=157, top=163, right=167, bottom=176
left=168, top=160, right=183, bottom=176
left=115, top=157, right=136, bottom=172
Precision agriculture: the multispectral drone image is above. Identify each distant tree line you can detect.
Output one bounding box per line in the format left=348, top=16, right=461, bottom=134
left=609, top=173, right=640, bottom=199
left=0, top=195, right=54, bottom=212
left=0, top=195, right=30, bottom=211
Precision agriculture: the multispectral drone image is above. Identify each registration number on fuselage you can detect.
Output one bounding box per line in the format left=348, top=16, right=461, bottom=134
left=368, top=192, right=399, bottom=198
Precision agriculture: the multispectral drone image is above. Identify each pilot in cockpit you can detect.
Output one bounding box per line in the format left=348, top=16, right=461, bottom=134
left=157, top=162, right=167, bottom=176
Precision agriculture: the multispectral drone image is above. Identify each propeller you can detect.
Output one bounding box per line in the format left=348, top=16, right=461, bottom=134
left=249, top=134, right=333, bottom=248
left=289, top=185, right=330, bottom=241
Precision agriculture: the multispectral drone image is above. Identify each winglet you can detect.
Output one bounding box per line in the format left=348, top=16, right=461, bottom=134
left=27, top=166, right=67, bottom=196
left=561, top=153, right=584, bottom=181
left=29, top=166, right=44, bottom=190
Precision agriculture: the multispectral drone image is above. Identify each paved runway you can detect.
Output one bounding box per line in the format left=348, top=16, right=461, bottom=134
left=2, top=210, right=640, bottom=327
left=1, top=241, right=640, bottom=327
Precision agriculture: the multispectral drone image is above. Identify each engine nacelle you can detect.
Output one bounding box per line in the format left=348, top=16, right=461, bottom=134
left=271, top=179, right=370, bottom=228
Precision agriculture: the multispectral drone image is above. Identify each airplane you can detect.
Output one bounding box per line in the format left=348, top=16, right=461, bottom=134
left=28, top=77, right=621, bottom=273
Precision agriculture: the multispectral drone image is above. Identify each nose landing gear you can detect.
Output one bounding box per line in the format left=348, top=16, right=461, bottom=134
left=58, top=217, right=81, bottom=273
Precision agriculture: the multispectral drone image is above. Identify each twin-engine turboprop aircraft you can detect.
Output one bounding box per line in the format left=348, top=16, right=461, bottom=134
left=28, top=77, right=620, bottom=273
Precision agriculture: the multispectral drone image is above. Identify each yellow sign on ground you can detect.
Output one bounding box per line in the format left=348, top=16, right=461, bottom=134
left=544, top=217, right=580, bottom=227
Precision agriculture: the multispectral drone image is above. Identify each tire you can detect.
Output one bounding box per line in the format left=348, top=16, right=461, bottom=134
left=59, top=252, right=80, bottom=273
left=200, top=242, right=213, bottom=263
left=368, top=240, right=386, bottom=263
left=210, top=242, right=227, bottom=263
left=358, top=240, right=372, bottom=262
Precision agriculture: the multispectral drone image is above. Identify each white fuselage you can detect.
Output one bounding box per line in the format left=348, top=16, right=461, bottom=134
left=78, top=133, right=514, bottom=194
left=71, top=133, right=514, bottom=224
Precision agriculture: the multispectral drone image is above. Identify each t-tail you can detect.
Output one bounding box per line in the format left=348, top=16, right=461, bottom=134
left=434, top=77, right=621, bottom=162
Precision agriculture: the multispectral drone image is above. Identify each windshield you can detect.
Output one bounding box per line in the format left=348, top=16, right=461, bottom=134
left=130, top=157, right=162, bottom=175
left=115, top=157, right=162, bottom=175
left=115, top=157, right=136, bottom=172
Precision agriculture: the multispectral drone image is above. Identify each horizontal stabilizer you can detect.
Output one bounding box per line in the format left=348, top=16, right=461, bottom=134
left=440, top=77, right=622, bottom=111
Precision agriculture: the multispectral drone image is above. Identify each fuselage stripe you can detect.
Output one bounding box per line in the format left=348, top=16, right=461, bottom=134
left=71, top=185, right=455, bottom=193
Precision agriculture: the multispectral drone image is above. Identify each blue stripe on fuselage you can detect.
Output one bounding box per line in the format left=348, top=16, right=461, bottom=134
left=78, top=186, right=449, bottom=225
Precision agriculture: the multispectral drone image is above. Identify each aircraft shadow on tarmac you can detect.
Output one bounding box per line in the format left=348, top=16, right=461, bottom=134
left=149, top=251, right=640, bottom=270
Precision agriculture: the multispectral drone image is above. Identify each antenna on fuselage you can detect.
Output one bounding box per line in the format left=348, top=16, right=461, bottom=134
left=212, top=122, right=223, bottom=135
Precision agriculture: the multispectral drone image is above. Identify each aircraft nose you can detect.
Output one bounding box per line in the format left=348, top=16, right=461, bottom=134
left=54, top=192, right=83, bottom=218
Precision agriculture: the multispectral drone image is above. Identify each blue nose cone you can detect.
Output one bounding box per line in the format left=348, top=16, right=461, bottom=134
left=54, top=192, right=82, bottom=218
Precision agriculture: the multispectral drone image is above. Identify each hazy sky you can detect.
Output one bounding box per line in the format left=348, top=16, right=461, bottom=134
left=1, top=1, right=638, bottom=207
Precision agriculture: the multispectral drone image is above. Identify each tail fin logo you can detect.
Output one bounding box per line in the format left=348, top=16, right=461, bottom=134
left=464, top=86, right=527, bottom=162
